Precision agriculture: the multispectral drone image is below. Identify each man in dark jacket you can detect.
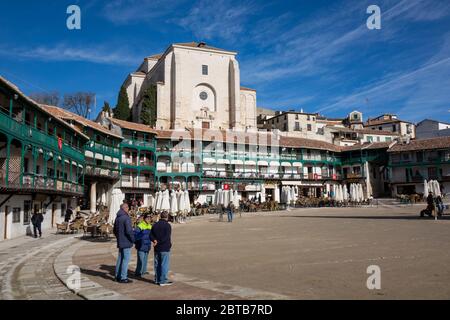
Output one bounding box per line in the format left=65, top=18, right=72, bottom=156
left=113, top=203, right=135, bottom=283
left=151, top=211, right=172, bottom=286
left=31, top=211, right=44, bottom=238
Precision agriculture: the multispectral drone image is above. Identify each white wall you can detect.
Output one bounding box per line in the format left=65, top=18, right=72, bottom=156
left=0, top=195, right=72, bottom=241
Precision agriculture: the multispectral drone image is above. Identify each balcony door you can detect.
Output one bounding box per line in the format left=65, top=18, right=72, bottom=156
left=202, top=121, right=210, bottom=129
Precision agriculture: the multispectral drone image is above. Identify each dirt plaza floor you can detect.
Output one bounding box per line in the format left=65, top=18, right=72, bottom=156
left=2, top=202, right=450, bottom=300
left=169, top=205, right=450, bottom=299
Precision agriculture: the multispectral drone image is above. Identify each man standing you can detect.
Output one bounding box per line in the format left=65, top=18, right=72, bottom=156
left=31, top=211, right=44, bottom=238
left=113, top=203, right=135, bottom=283
left=64, top=206, right=73, bottom=223
left=151, top=211, right=173, bottom=286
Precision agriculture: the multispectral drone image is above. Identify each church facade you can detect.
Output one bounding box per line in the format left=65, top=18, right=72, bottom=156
left=123, top=42, right=257, bottom=131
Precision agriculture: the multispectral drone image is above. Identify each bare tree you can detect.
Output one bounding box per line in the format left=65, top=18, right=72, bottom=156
left=30, top=91, right=60, bottom=106
left=63, top=92, right=95, bottom=118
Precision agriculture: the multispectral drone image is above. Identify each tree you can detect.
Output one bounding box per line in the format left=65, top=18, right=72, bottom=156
left=113, top=86, right=130, bottom=121
left=63, top=92, right=95, bottom=118
left=30, top=91, right=60, bottom=106
left=140, top=85, right=157, bottom=126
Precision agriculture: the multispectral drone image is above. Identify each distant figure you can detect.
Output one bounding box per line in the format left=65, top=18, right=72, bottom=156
left=64, top=206, right=73, bottom=223
left=227, top=202, right=234, bottom=223
left=151, top=211, right=173, bottom=286
left=426, top=192, right=435, bottom=214
left=31, top=211, right=44, bottom=238
left=113, top=203, right=135, bottom=283
left=134, top=214, right=153, bottom=277
left=436, top=195, right=444, bottom=216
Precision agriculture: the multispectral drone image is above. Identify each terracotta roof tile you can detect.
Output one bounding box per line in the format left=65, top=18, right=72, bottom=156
left=341, top=141, right=393, bottom=152
left=388, top=136, right=450, bottom=152
left=154, top=129, right=340, bottom=152
left=109, top=118, right=157, bottom=134
left=40, top=105, right=122, bottom=139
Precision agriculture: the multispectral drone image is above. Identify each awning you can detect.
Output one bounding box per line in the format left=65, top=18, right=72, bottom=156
left=245, top=160, right=256, bottom=165
left=257, top=160, right=268, bottom=166
left=105, top=155, right=112, bottom=162
left=281, top=162, right=291, bottom=166
left=217, top=159, right=230, bottom=164
left=95, top=153, right=103, bottom=160
left=85, top=150, right=94, bottom=158
left=293, top=162, right=302, bottom=167
left=231, top=159, right=243, bottom=165
left=269, top=161, right=280, bottom=167
left=203, top=157, right=216, bottom=164
left=113, top=158, right=120, bottom=164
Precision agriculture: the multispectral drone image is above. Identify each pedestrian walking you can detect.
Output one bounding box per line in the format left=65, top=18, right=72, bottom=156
left=113, top=203, right=135, bottom=283
left=151, top=211, right=172, bottom=286
left=31, top=211, right=44, bottom=238
left=64, top=206, right=73, bottom=223
left=227, top=202, right=234, bottom=223
left=134, top=214, right=153, bottom=277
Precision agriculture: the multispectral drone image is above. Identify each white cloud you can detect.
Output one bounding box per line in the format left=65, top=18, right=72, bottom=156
left=0, top=43, right=141, bottom=66
left=176, top=0, right=256, bottom=41
left=101, top=0, right=187, bottom=25
left=316, top=56, right=450, bottom=122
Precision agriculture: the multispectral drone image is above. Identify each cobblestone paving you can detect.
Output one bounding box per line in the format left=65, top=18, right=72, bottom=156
left=0, top=233, right=82, bottom=300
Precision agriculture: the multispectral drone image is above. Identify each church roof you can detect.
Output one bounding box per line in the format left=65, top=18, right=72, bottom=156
left=173, top=42, right=236, bottom=54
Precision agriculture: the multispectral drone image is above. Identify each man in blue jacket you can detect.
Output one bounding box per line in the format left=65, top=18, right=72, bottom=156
left=151, top=211, right=173, bottom=286
left=113, top=203, right=135, bottom=283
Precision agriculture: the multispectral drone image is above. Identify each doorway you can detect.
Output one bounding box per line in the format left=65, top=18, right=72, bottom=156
left=4, top=206, right=9, bottom=240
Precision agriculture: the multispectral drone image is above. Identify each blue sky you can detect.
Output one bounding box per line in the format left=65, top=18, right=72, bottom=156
left=0, top=0, right=449, bottom=122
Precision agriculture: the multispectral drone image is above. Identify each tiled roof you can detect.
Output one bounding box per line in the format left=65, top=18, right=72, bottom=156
left=109, top=118, right=157, bottom=134
left=341, top=141, right=393, bottom=152
left=240, top=86, right=256, bottom=92
left=154, top=129, right=340, bottom=152
left=0, top=75, right=89, bottom=140
left=388, top=136, right=450, bottom=152
left=174, top=42, right=235, bottom=53
left=279, top=136, right=341, bottom=152
left=146, top=54, right=162, bottom=60
left=40, top=105, right=122, bottom=139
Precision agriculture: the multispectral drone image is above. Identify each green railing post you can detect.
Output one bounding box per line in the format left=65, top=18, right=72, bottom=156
left=5, top=135, right=11, bottom=187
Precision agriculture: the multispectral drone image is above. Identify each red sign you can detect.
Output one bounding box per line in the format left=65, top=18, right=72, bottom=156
left=223, top=184, right=230, bottom=190
left=332, top=174, right=337, bottom=180
left=58, top=137, right=63, bottom=150
left=314, top=173, right=318, bottom=180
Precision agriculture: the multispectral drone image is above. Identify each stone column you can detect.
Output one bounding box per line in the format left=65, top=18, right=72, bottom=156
left=90, top=182, right=97, bottom=213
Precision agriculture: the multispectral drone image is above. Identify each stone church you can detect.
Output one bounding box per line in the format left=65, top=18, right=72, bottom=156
left=122, top=42, right=257, bottom=130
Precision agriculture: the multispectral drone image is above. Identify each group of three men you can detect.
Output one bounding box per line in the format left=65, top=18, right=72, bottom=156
left=113, top=203, right=173, bottom=286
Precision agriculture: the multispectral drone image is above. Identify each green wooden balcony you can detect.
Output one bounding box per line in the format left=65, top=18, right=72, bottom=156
left=0, top=110, right=84, bottom=163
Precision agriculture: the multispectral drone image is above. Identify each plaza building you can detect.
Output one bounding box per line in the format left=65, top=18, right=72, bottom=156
left=0, top=76, right=87, bottom=240
left=388, top=136, right=450, bottom=195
